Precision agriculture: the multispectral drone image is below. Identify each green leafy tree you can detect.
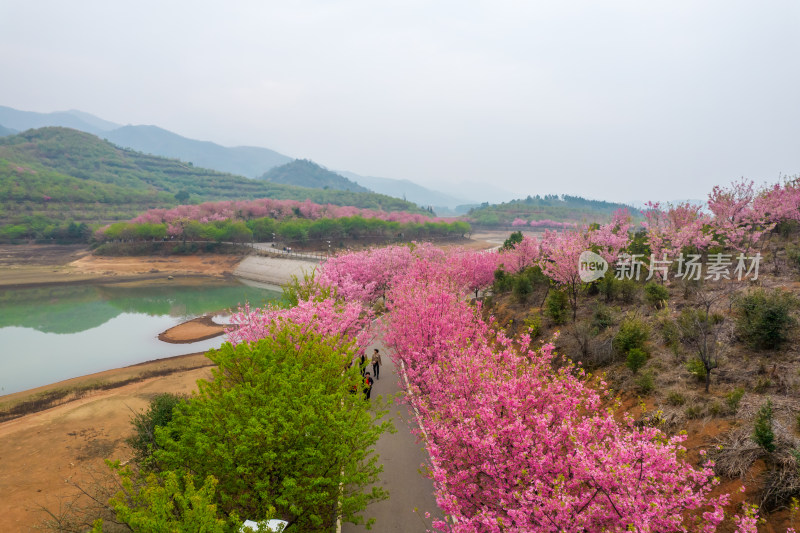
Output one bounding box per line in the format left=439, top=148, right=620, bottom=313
left=99, top=466, right=234, bottom=533
left=154, top=325, right=391, bottom=531
left=502, top=231, right=523, bottom=250
left=126, top=393, right=187, bottom=470
left=545, top=289, right=570, bottom=325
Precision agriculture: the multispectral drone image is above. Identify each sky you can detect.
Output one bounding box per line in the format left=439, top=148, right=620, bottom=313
left=1, top=0, right=799, bottom=203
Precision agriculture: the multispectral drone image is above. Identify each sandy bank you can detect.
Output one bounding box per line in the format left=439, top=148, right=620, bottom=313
left=0, top=358, right=214, bottom=532
left=158, top=315, right=227, bottom=344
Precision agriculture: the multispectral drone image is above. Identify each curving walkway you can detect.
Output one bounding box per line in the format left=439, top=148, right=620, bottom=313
left=342, top=341, right=444, bottom=532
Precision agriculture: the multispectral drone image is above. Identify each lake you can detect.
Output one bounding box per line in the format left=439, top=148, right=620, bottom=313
left=0, top=279, right=281, bottom=395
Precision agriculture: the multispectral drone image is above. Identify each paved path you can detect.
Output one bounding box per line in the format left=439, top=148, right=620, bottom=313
left=342, top=341, right=444, bottom=533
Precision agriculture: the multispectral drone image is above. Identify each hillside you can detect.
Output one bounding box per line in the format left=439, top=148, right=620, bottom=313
left=260, top=159, right=370, bottom=193
left=0, top=128, right=426, bottom=242
left=0, top=106, right=490, bottom=205
left=0, top=124, right=17, bottom=137
left=467, top=194, right=641, bottom=227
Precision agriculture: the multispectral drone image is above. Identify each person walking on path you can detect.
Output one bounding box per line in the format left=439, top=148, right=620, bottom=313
left=371, top=348, right=382, bottom=380
left=359, top=352, right=367, bottom=376
left=363, top=372, right=374, bottom=400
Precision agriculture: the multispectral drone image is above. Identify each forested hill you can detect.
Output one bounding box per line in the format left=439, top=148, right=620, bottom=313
left=260, top=159, right=370, bottom=193
left=467, top=194, right=641, bottom=226
left=0, top=127, right=426, bottom=241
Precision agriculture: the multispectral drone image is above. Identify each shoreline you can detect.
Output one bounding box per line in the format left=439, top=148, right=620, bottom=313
left=0, top=246, right=316, bottom=411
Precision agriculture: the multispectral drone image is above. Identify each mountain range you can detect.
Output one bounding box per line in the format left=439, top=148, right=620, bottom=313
left=0, top=127, right=426, bottom=241
left=0, top=105, right=511, bottom=211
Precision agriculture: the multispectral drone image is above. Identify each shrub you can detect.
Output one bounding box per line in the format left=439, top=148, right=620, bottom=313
left=545, top=290, right=570, bottom=325
left=635, top=371, right=655, bottom=394
left=523, top=314, right=542, bottom=338
left=753, top=400, right=776, bottom=453
left=786, top=244, right=800, bottom=271
left=685, top=405, right=704, bottom=419
left=493, top=268, right=512, bottom=293
left=626, top=348, right=648, bottom=374
left=754, top=376, right=773, bottom=393
left=685, top=358, right=707, bottom=382
left=725, top=387, right=745, bottom=413
left=666, top=391, right=686, bottom=406
left=613, top=316, right=649, bottom=355
left=521, top=265, right=549, bottom=288
left=597, top=272, right=619, bottom=302
left=619, top=279, right=640, bottom=304
left=591, top=303, right=614, bottom=331
left=127, top=393, right=187, bottom=469
left=644, top=282, right=669, bottom=309
left=513, top=276, right=533, bottom=302
left=658, top=314, right=680, bottom=349
left=708, top=401, right=724, bottom=417
left=734, top=288, right=798, bottom=350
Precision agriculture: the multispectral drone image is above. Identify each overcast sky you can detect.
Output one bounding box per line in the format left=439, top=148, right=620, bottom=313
left=1, top=0, right=798, bottom=203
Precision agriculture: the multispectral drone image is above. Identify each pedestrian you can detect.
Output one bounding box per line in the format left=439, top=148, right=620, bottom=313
left=363, top=372, right=374, bottom=400
left=371, top=348, right=382, bottom=380
left=359, top=352, right=367, bottom=376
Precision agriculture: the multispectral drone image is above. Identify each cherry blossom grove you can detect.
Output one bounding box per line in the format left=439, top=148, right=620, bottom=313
left=130, top=198, right=446, bottom=226
left=214, top=176, right=800, bottom=531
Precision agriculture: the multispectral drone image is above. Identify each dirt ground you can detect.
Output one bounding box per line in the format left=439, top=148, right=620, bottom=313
left=0, top=362, right=214, bottom=532
left=0, top=245, right=242, bottom=289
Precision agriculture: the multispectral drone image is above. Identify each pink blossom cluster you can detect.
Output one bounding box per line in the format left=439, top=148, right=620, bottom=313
left=227, top=298, right=374, bottom=355
left=511, top=218, right=576, bottom=229
left=528, top=219, right=577, bottom=229
left=318, top=243, right=508, bottom=304
left=498, top=235, right=541, bottom=273
left=381, top=266, right=746, bottom=532
left=128, top=198, right=444, bottom=226
left=643, top=178, right=800, bottom=256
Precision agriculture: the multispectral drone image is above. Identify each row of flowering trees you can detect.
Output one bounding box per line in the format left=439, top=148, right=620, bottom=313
left=512, top=218, right=577, bottom=229
left=221, top=177, right=800, bottom=530
left=226, top=239, right=765, bottom=531
left=94, top=197, right=471, bottom=244
left=117, top=197, right=443, bottom=230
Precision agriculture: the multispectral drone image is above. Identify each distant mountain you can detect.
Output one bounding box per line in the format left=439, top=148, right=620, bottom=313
left=336, top=170, right=469, bottom=210
left=0, top=105, right=517, bottom=209
left=0, top=106, right=119, bottom=135
left=467, top=194, right=641, bottom=226
left=0, top=124, right=17, bottom=137
left=0, top=127, right=428, bottom=234
left=260, top=160, right=370, bottom=193
left=104, top=125, right=292, bottom=179
left=0, top=106, right=292, bottom=178
left=442, top=181, right=520, bottom=205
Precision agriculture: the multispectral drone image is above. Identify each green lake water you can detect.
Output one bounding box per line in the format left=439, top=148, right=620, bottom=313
left=0, top=279, right=281, bottom=396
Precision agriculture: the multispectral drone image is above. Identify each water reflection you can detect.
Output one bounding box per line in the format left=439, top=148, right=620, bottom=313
left=0, top=279, right=281, bottom=395
left=0, top=279, right=280, bottom=334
